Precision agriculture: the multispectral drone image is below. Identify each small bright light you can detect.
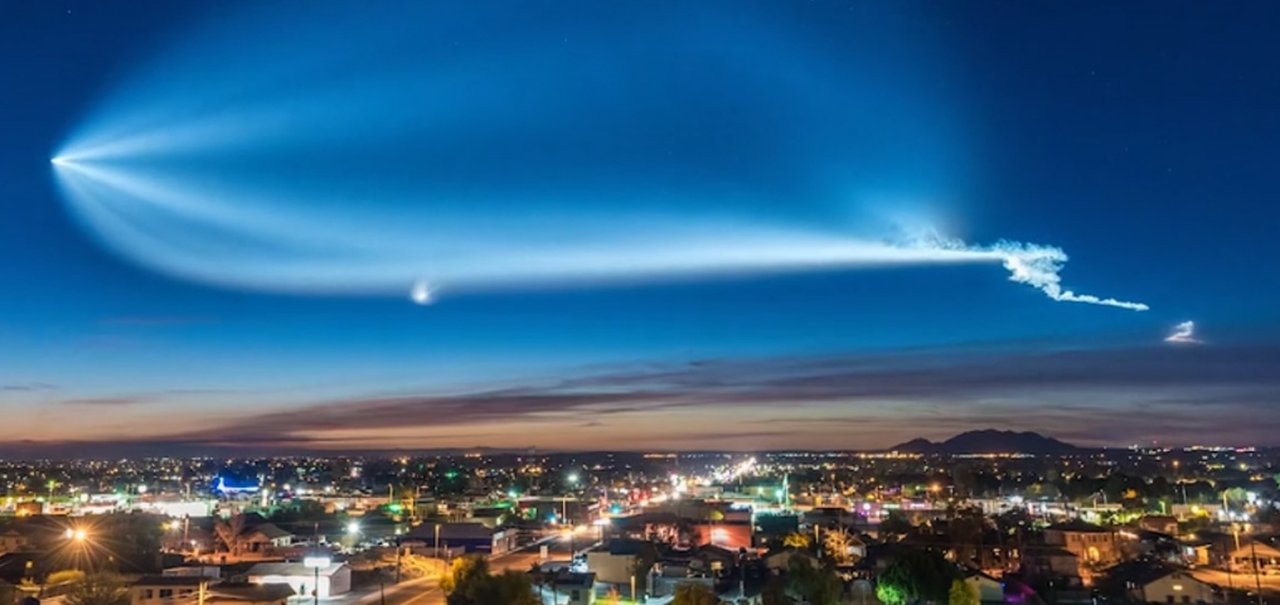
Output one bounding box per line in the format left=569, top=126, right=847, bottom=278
left=51, top=156, right=68, bottom=166
left=346, top=521, right=360, bottom=534
left=304, top=556, right=332, bottom=569
left=72, top=529, right=88, bottom=542
left=410, top=281, right=433, bottom=305
left=567, top=473, right=579, bottom=484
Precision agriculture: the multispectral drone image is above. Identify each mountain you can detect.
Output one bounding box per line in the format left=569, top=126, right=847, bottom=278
left=889, top=430, right=1080, bottom=454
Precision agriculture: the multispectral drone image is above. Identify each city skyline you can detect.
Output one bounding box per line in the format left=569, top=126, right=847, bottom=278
left=3, top=1, right=1280, bottom=456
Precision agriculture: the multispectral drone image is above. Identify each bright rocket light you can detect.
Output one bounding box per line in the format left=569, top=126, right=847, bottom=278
left=49, top=1, right=1147, bottom=312
left=410, top=281, right=434, bottom=306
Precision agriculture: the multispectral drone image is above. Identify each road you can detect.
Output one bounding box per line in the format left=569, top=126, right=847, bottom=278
left=339, top=532, right=589, bottom=605
left=1190, top=568, right=1280, bottom=595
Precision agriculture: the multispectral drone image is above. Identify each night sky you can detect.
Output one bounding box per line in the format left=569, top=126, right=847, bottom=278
left=3, top=1, right=1279, bottom=455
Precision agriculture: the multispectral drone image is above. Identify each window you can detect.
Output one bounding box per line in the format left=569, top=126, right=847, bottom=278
left=1165, top=596, right=1173, bottom=604
left=143, top=590, right=154, bottom=599
left=159, top=589, right=173, bottom=598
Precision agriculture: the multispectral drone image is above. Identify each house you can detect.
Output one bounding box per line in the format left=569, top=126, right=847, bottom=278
left=245, top=562, right=351, bottom=598
left=1021, top=546, right=1083, bottom=584
left=533, top=571, right=596, bottom=605
left=0, top=531, right=29, bottom=554
left=1107, top=563, right=1220, bottom=604
left=131, top=575, right=207, bottom=605
left=400, top=522, right=516, bottom=555
left=691, top=544, right=739, bottom=578
left=585, top=539, right=652, bottom=585
left=804, top=507, right=856, bottom=528
left=205, top=583, right=296, bottom=605
left=763, top=549, right=819, bottom=573
left=239, top=524, right=294, bottom=553
left=1179, top=538, right=1213, bottom=567
left=962, top=569, right=1005, bottom=605
left=1044, top=520, right=1121, bottom=569
left=1139, top=516, right=1180, bottom=536
left=1226, top=540, right=1280, bottom=574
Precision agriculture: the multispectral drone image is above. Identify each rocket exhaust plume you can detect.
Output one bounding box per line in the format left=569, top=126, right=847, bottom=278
left=47, top=1, right=1147, bottom=312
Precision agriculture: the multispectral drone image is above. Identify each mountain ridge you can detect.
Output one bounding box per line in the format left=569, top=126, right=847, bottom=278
left=889, top=429, right=1080, bottom=454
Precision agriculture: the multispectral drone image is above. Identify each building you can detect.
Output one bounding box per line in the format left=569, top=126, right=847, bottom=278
left=205, top=584, right=296, bottom=605
left=690, top=522, right=752, bottom=550
left=804, top=507, right=856, bottom=528
left=534, top=571, right=596, bottom=605
left=1139, top=516, right=1179, bottom=536
left=585, top=539, right=658, bottom=586
left=1226, top=540, right=1280, bottom=574
left=131, top=576, right=207, bottom=605
left=0, top=531, right=29, bottom=554
left=1021, top=546, right=1082, bottom=583
left=401, top=522, right=516, bottom=555
left=962, top=570, right=1005, bottom=605
left=239, top=524, right=294, bottom=553
left=1045, top=520, right=1121, bottom=568
left=763, top=549, right=819, bottom=573
left=245, top=562, right=351, bottom=598
left=1109, top=564, right=1219, bottom=605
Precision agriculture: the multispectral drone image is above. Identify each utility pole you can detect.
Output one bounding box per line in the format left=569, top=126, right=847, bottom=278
left=1250, top=540, right=1263, bottom=605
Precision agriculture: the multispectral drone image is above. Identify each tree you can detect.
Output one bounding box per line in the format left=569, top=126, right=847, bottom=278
left=442, top=556, right=537, bottom=605
left=760, top=575, right=790, bottom=605
left=786, top=557, right=841, bottom=605
left=948, top=579, right=979, bottom=605
left=672, top=583, right=719, bottom=605
left=783, top=531, right=812, bottom=550
left=214, top=514, right=247, bottom=556
left=64, top=575, right=129, bottom=605
left=879, top=511, right=914, bottom=537
left=876, top=581, right=907, bottom=605
left=441, top=556, right=489, bottom=597
left=46, top=570, right=87, bottom=586
left=876, top=550, right=958, bottom=605
left=822, top=528, right=858, bottom=565
left=270, top=500, right=328, bottom=524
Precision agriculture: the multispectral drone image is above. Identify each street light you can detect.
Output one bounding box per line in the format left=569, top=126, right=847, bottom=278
left=303, top=555, right=331, bottom=605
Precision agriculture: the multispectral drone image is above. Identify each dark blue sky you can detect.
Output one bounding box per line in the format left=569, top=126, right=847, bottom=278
left=2, top=1, right=1278, bottom=454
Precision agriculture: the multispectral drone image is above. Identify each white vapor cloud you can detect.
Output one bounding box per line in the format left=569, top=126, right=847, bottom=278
left=1165, top=321, right=1200, bottom=344
left=47, top=156, right=1151, bottom=311
left=902, top=234, right=1150, bottom=312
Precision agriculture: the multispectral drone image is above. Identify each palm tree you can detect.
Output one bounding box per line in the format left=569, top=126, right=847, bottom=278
left=783, top=531, right=812, bottom=550
left=822, top=528, right=858, bottom=565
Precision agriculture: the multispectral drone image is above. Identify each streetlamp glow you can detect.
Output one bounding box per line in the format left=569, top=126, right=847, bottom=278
left=346, top=521, right=361, bottom=535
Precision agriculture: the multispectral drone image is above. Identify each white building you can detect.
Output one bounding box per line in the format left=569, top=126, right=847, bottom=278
left=246, top=562, right=351, bottom=598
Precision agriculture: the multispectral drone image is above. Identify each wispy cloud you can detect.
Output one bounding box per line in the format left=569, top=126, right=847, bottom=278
left=6, top=341, right=1275, bottom=455
left=99, top=315, right=212, bottom=327
left=1, top=382, right=58, bottom=392
left=153, top=343, right=1280, bottom=448
left=60, top=396, right=147, bottom=406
